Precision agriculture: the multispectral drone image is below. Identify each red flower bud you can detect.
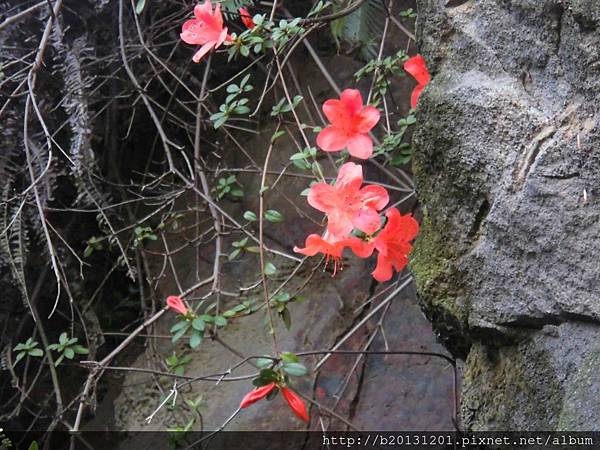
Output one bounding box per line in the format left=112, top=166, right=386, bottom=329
left=239, top=7, right=255, bottom=29
left=166, top=295, right=189, bottom=315
left=240, top=382, right=276, bottom=409
left=281, top=387, right=309, bottom=423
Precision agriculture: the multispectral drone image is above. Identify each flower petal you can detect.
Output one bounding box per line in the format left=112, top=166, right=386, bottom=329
left=340, top=89, right=363, bottom=114
left=181, top=20, right=204, bottom=44
left=215, top=27, right=229, bottom=48
left=346, top=133, right=373, bottom=159
left=294, top=233, right=343, bottom=258
left=410, top=84, right=425, bottom=109
left=192, top=42, right=215, bottom=63
left=322, top=99, right=351, bottom=128
left=316, top=126, right=348, bottom=152
left=404, top=54, right=430, bottom=85
left=194, top=0, right=213, bottom=20
left=359, top=184, right=389, bottom=211
left=335, top=161, right=363, bottom=190
left=307, top=183, right=338, bottom=213
left=386, top=208, right=419, bottom=241
left=355, top=106, right=380, bottom=134
left=372, top=253, right=394, bottom=282
left=345, top=237, right=375, bottom=258
left=212, top=1, right=223, bottom=29
left=325, top=210, right=354, bottom=237
left=352, top=206, right=382, bottom=235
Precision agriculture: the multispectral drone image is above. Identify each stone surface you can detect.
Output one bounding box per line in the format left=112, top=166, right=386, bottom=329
left=412, top=0, right=600, bottom=430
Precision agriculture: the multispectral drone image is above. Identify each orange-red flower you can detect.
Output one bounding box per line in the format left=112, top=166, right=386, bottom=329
left=239, top=7, right=254, bottom=29
left=369, top=208, right=419, bottom=282
left=281, top=387, right=309, bottom=423
left=180, top=0, right=232, bottom=63
left=307, top=162, right=389, bottom=236
left=294, top=231, right=371, bottom=276
left=404, top=54, right=430, bottom=109
left=316, top=89, right=380, bottom=159
left=166, top=295, right=189, bottom=315
left=240, top=382, right=276, bottom=408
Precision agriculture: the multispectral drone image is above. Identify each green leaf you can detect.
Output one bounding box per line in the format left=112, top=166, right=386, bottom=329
left=271, top=130, right=286, bottom=142
left=192, top=317, right=205, bottom=331
left=263, top=262, right=277, bottom=276
left=28, top=442, right=39, bottom=450
left=199, top=314, right=214, bottom=323
left=59, top=332, right=68, bottom=345
left=15, top=352, right=26, bottom=364
left=172, top=325, right=189, bottom=343
left=243, top=211, right=257, bottom=221
left=213, top=115, right=228, bottom=129
left=170, top=321, right=188, bottom=333
left=228, top=248, right=242, bottom=261
left=255, top=357, right=273, bottom=368
left=280, top=308, right=292, bottom=330
left=189, top=331, right=203, bottom=349
left=282, top=362, right=308, bottom=377
left=135, top=0, right=146, bottom=15
left=273, top=292, right=291, bottom=303
left=280, top=352, right=299, bottom=363
left=64, top=348, right=75, bottom=359
left=28, top=348, right=43, bottom=357
left=214, top=316, right=228, bottom=327
left=259, top=368, right=279, bottom=381
left=232, top=237, right=249, bottom=248
left=72, top=345, right=89, bottom=355
left=264, top=210, right=284, bottom=223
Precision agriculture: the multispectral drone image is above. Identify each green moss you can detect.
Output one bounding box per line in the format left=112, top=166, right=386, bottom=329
left=410, top=210, right=471, bottom=357
left=462, top=342, right=563, bottom=430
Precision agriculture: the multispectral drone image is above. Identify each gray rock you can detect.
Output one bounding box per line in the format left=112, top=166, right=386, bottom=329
left=412, top=0, right=600, bottom=430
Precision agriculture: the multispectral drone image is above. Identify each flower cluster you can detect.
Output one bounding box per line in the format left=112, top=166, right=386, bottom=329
left=296, top=88, right=420, bottom=282
left=174, top=2, right=431, bottom=426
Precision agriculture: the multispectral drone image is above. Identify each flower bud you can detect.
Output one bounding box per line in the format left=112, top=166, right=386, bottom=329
left=240, top=382, right=276, bottom=409
left=281, top=387, right=309, bottom=423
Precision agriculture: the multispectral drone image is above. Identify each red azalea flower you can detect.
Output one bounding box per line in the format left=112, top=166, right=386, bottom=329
left=307, top=162, right=389, bottom=236
left=166, top=295, right=189, bottom=315
left=281, top=387, right=309, bottom=423
left=240, top=382, right=277, bottom=408
left=370, top=208, right=419, bottom=282
left=316, top=89, right=380, bottom=159
left=294, top=231, right=371, bottom=276
left=180, top=0, right=232, bottom=63
left=404, top=54, right=430, bottom=109
left=239, top=7, right=254, bottom=29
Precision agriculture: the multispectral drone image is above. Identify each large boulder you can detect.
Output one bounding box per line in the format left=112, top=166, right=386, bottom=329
left=412, top=0, right=600, bottom=430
